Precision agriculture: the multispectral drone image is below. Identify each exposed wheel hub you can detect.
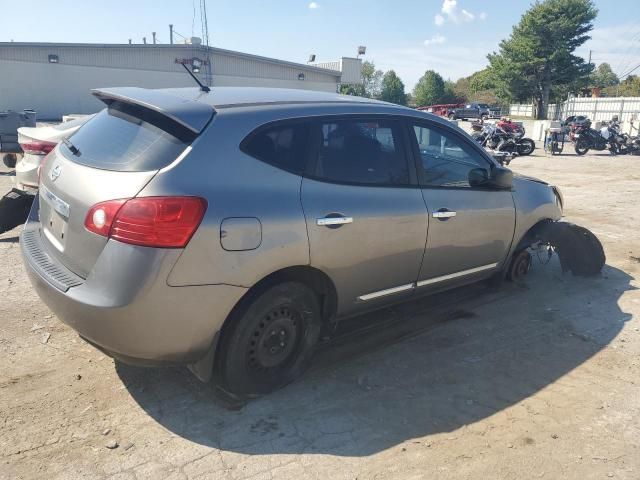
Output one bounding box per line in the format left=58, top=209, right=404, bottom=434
left=248, top=308, right=301, bottom=370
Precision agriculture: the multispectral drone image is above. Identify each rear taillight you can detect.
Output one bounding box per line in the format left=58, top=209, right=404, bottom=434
left=20, top=140, right=57, bottom=155
left=84, top=197, right=207, bottom=248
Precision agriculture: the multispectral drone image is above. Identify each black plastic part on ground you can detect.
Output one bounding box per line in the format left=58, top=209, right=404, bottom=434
left=538, top=222, right=605, bottom=276
left=0, top=188, right=34, bottom=234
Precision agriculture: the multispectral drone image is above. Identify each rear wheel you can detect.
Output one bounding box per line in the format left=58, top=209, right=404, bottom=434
left=448, top=113, right=455, bottom=121
left=216, top=282, right=321, bottom=397
left=575, top=138, right=590, bottom=155
left=2, top=154, right=17, bottom=169
left=517, top=138, right=535, bottom=156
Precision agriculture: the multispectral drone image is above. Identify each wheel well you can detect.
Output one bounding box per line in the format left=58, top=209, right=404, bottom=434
left=228, top=266, right=338, bottom=327
left=514, top=219, right=554, bottom=252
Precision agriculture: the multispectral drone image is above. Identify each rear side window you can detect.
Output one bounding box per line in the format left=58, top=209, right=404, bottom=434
left=60, top=106, right=188, bottom=172
left=241, top=123, right=309, bottom=174
left=311, top=119, right=409, bottom=186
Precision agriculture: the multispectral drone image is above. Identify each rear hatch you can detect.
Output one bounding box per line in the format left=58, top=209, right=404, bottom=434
left=38, top=87, right=214, bottom=278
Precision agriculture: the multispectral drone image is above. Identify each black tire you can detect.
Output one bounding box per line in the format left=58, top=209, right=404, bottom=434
left=517, top=138, right=535, bottom=156
left=575, top=139, right=590, bottom=155
left=216, top=282, right=321, bottom=397
left=539, top=222, right=605, bottom=276
left=448, top=113, right=455, bottom=121
left=3, top=154, right=17, bottom=169
left=481, top=114, right=488, bottom=121
left=506, top=249, right=532, bottom=282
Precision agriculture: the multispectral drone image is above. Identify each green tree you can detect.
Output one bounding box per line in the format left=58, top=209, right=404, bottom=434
left=413, top=70, right=446, bottom=106
left=340, top=60, right=383, bottom=98
left=486, top=0, right=597, bottom=118
left=617, top=75, right=640, bottom=96
left=379, top=70, right=407, bottom=105
left=590, top=63, right=619, bottom=88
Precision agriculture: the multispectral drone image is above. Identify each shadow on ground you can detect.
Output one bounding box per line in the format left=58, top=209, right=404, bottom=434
left=116, top=257, right=634, bottom=456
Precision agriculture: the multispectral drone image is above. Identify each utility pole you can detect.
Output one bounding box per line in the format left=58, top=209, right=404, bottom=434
left=588, top=50, right=592, bottom=64
left=143, top=37, right=147, bottom=45
left=169, top=24, right=174, bottom=45
left=152, top=32, right=157, bottom=44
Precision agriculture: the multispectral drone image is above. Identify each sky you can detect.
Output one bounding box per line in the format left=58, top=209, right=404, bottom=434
left=2, top=0, right=639, bottom=89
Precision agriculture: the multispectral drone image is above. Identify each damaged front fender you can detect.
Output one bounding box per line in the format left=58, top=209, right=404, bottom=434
left=535, top=221, right=605, bottom=277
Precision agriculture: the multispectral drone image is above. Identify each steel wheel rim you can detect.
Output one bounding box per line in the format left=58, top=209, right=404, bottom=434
left=247, top=306, right=304, bottom=373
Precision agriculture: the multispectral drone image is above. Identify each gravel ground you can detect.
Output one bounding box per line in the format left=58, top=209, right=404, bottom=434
left=1, top=147, right=639, bottom=480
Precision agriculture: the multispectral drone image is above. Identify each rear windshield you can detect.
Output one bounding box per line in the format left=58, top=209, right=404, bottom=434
left=60, top=107, right=189, bottom=172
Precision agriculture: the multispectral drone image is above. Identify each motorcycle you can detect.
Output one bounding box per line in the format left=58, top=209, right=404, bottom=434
left=605, top=119, right=640, bottom=155
left=473, top=123, right=535, bottom=159
left=573, top=119, right=618, bottom=155
left=473, top=122, right=535, bottom=156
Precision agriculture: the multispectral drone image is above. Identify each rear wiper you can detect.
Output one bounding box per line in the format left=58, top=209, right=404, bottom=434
left=62, top=138, right=80, bottom=156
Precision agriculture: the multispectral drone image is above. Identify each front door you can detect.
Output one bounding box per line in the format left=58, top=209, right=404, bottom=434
left=409, top=122, right=516, bottom=289
left=301, top=117, right=427, bottom=316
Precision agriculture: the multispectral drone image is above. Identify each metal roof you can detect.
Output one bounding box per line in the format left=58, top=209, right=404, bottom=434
left=89, top=86, right=395, bottom=132
left=0, top=42, right=342, bottom=77
left=160, top=86, right=386, bottom=108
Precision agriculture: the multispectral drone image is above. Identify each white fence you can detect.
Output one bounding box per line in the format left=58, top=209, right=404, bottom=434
left=510, top=97, right=640, bottom=121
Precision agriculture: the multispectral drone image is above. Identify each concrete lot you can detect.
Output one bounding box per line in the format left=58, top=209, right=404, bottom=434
left=1, top=147, right=639, bottom=480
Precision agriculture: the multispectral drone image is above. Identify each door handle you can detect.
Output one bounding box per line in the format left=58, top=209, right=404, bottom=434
left=432, top=209, right=457, bottom=220
left=317, top=216, right=353, bottom=227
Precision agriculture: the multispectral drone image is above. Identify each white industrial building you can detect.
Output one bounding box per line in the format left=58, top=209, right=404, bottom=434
left=0, top=42, right=362, bottom=119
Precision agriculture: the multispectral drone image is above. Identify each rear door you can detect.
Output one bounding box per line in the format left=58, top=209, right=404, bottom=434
left=38, top=97, right=211, bottom=278
left=301, top=117, right=427, bottom=316
left=408, top=121, right=515, bottom=290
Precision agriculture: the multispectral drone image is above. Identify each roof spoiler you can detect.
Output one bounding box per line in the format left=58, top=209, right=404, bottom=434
left=91, top=87, right=215, bottom=135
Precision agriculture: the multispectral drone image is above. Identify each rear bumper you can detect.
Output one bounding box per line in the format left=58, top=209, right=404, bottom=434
left=21, top=200, right=247, bottom=364
left=15, top=153, right=40, bottom=190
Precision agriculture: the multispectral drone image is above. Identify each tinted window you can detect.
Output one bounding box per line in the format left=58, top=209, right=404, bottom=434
left=242, top=123, right=309, bottom=174
left=60, top=108, right=188, bottom=172
left=312, top=119, right=409, bottom=186
left=412, top=124, right=489, bottom=188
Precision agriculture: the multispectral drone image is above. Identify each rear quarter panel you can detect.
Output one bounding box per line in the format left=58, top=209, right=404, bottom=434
left=140, top=110, right=311, bottom=287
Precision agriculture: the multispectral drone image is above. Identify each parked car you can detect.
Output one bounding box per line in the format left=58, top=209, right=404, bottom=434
left=15, top=115, right=92, bottom=191
left=416, top=103, right=464, bottom=117
left=448, top=103, right=491, bottom=121
left=23, top=86, right=571, bottom=398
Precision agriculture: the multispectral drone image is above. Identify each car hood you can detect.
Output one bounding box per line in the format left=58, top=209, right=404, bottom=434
left=513, top=173, right=549, bottom=186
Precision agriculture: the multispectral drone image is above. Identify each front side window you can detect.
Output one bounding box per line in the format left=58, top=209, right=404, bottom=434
left=241, top=122, right=309, bottom=174
left=412, top=124, right=490, bottom=188
left=312, top=119, right=409, bottom=186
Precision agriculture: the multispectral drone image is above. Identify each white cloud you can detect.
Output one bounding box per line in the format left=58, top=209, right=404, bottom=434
left=439, top=0, right=477, bottom=25
left=424, top=34, right=446, bottom=47
left=308, top=2, right=319, bottom=9
left=434, top=14, right=445, bottom=26
left=479, top=12, right=487, bottom=21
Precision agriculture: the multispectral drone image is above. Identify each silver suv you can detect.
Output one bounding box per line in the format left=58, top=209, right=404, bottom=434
left=21, top=87, right=563, bottom=397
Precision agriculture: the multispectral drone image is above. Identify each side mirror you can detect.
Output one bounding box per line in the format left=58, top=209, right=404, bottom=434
left=468, top=166, right=513, bottom=189
left=468, top=168, right=489, bottom=187
left=488, top=165, right=513, bottom=189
